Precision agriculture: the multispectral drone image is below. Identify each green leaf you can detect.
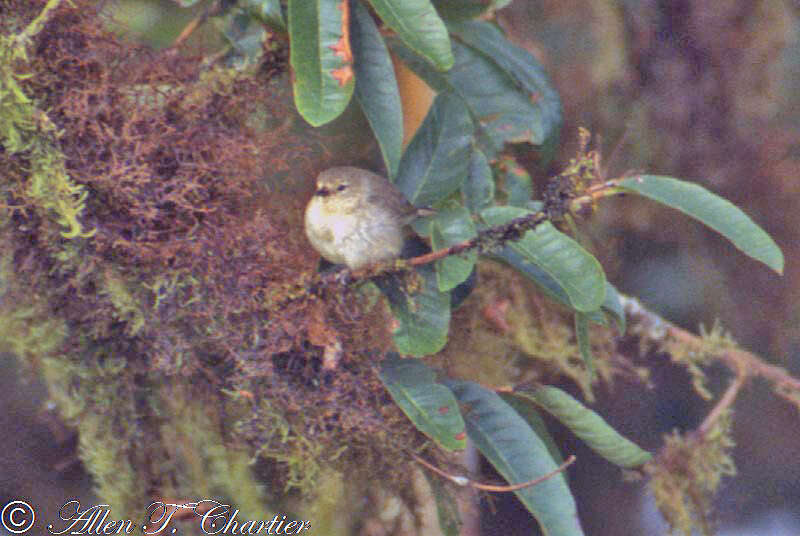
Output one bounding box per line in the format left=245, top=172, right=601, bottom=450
left=461, top=147, right=494, bottom=213
left=574, top=312, right=594, bottom=379
left=423, top=471, right=462, bottom=536
left=431, top=202, right=478, bottom=292
left=448, top=20, right=562, bottom=161
left=241, top=0, right=285, bottom=31
left=378, top=354, right=466, bottom=451
left=375, top=266, right=451, bottom=356
left=351, top=1, right=403, bottom=178
left=391, top=21, right=561, bottom=158
left=513, top=385, right=653, bottom=468
left=617, top=175, right=784, bottom=274
left=450, top=268, right=477, bottom=310
left=446, top=381, right=585, bottom=536
left=601, top=282, right=625, bottom=333
left=395, top=92, right=473, bottom=206
left=433, top=0, right=512, bottom=21
left=500, top=394, right=564, bottom=466
left=496, top=155, right=533, bottom=206
left=366, top=0, right=454, bottom=70
left=392, top=40, right=547, bottom=158
left=490, top=248, right=607, bottom=324
left=480, top=207, right=607, bottom=312
left=490, top=247, right=568, bottom=303
left=288, top=0, right=355, bottom=126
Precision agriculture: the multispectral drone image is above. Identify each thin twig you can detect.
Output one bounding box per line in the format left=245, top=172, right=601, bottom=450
left=412, top=452, right=576, bottom=492
left=169, top=0, right=223, bottom=50
left=696, top=372, right=746, bottom=437
left=411, top=210, right=548, bottom=266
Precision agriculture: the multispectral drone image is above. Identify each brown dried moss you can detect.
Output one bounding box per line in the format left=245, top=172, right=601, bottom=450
left=1, top=0, right=426, bottom=509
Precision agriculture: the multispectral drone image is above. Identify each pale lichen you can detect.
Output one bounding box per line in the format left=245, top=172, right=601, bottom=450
left=646, top=411, right=736, bottom=536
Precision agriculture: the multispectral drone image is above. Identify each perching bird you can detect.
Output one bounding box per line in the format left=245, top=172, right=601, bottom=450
left=304, top=166, right=431, bottom=269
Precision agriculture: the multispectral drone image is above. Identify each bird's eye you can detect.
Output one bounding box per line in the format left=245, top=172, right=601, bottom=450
left=336, top=184, right=347, bottom=192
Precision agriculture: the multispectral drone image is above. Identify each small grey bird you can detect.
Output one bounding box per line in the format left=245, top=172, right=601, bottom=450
left=304, top=167, right=431, bottom=269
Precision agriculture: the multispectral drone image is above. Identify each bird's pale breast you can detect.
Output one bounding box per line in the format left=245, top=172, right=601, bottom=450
left=304, top=197, right=404, bottom=269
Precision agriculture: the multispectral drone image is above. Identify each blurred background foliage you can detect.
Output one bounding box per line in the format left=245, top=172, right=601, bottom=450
left=493, top=2, right=800, bottom=534
left=1, top=1, right=799, bottom=535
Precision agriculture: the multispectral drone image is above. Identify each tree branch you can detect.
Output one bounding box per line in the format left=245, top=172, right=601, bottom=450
left=620, top=294, right=800, bottom=428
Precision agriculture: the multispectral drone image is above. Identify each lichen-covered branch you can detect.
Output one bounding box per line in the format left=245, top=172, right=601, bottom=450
left=621, top=293, right=800, bottom=415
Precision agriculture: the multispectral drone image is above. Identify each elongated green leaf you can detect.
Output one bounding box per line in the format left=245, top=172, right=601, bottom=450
left=375, top=266, right=451, bottom=356
left=481, top=207, right=606, bottom=312
left=514, top=385, right=652, bottom=468
left=489, top=249, right=607, bottom=325
left=601, top=282, right=625, bottom=333
left=367, top=0, right=453, bottom=70
left=392, top=40, right=543, bottom=157
left=491, top=247, right=568, bottom=303
left=617, top=175, right=784, bottom=274
left=391, top=22, right=561, bottom=158
left=446, top=381, right=584, bottom=536
left=574, top=312, right=594, bottom=379
left=500, top=394, right=564, bottom=466
left=289, top=0, right=354, bottom=126
left=496, top=155, right=533, bottom=206
left=448, top=20, right=561, bottom=161
left=423, top=471, right=462, bottom=536
left=395, top=93, right=473, bottom=206
left=352, top=1, right=403, bottom=178
left=433, top=0, right=512, bottom=21
left=431, top=202, right=477, bottom=292
left=461, top=148, right=494, bottom=213
left=379, top=355, right=466, bottom=451
left=450, top=268, right=477, bottom=310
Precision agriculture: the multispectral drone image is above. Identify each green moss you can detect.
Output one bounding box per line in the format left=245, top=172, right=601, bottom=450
left=76, top=413, right=144, bottom=520
left=0, top=304, right=66, bottom=364
left=646, top=412, right=736, bottom=536
left=665, top=321, right=738, bottom=400
left=0, top=2, right=93, bottom=239
left=159, top=386, right=271, bottom=519
left=0, top=0, right=397, bottom=526
left=243, top=399, right=330, bottom=493
left=301, top=469, right=353, bottom=536
left=442, top=260, right=615, bottom=400
left=144, top=271, right=200, bottom=311
left=0, top=247, right=67, bottom=364
left=39, top=351, right=147, bottom=519
left=102, top=269, right=147, bottom=336
left=24, top=143, right=95, bottom=239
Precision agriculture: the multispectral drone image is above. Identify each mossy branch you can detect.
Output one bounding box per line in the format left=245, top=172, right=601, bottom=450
left=407, top=210, right=549, bottom=267
left=620, top=294, right=800, bottom=422
left=15, top=0, right=65, bottom=44
left=1, top=0, right=94, bottom=239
